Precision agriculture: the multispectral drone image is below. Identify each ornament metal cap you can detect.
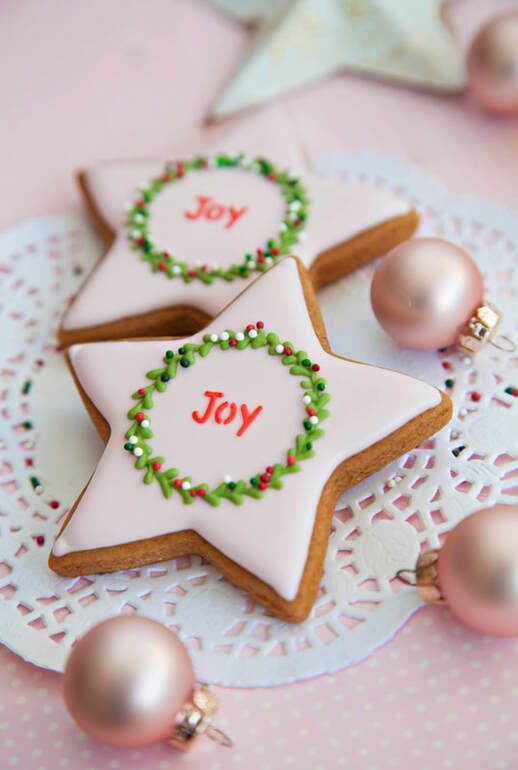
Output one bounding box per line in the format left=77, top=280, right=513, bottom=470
left=170, top=685, right=233, bottom=750
left=458, top=301, right=514, bottom=353
left=397, top=550, right=445, bottom=605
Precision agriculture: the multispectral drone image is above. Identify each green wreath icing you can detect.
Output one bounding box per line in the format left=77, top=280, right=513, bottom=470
left=125, top=154, right=309, bottom=284
left=124, top=323, right=330, bottom=506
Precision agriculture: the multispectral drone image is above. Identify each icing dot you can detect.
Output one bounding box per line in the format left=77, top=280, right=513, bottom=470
left=210, top=333, right=218, bottom=343
left=133, top=447, right=144, bottom=457
left=275, top=344, right=284, bottom=354
left=140, top=419, right=150, bottom=429
left=220, top=331, right=230, bottom=342
left=181, top=481, right=191, bottom=490
left=248, top=329, right=258, bottom=339
left=129, top=436, right=138, bottom=445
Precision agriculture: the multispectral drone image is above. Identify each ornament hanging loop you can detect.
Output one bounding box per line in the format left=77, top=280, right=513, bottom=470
left=395, top=568, right=417, bottom=586
left=489, top=334, right=516, bottom=353
left=170, top=684, right=233, bottom=751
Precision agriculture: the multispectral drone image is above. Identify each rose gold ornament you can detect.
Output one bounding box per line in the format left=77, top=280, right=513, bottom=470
left=467, top=12, right=518, bottom=115
left=399, top=505, right=518, bottom=637
left=63, top=616, right=232, bottom=750
left=370, top=238, right=513, bottom=353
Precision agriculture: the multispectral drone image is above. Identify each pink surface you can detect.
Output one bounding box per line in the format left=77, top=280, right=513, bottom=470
left=1, top=0, right=517, bottom=768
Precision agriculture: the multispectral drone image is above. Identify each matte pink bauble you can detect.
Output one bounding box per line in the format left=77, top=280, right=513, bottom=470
left=467, top=12, right=518, bottom=115
left=63, top=616, right=195, bottom=748
left=371, top=238, right=484, bottom=350
left=438, top=505, right=518, bottom=637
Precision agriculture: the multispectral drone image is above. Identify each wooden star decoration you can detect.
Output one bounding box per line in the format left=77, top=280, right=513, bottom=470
left=50, top=257, right=451, bottom=622
left=60, top=109, right=417, bottom=345
left=209, top=0, right=465, bottom=120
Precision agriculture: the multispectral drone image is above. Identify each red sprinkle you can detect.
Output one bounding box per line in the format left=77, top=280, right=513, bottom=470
left=49, top=500, right=59, bottom=510
left=471, top=392, right=481, bottom=402
left=267, top=173, right=276, bottom=181
left=36, top=535, right=45, bottom=546
left=266, top=466, right=274, bottom=474
left=246, top=324, right=255, bottom=331
left=442, top=361, right=452, bottom=370
left=307, top=408, right=316, bottom=417
left=190, top=489, right=197, bottom=498
left=136, top=199, right=145, bottom=208
left=138, top=388, right=145, bottom=396
left=136, top=412, right=145, bottom=422
left=198, top=488, right=207, bottom=497
left=312, top=364, right=320, bottom=372
left=158, top=262, right=166, bottom=271
left=256, top=321, right=264, bottom=329
left=256, top=249, right=264, bottom=259
left=514, top=388, right=518, bottom=397
left=188, top=269, right=196, bottom=278
left=287, top=456, right=296, bottom=466
left=284, top=346, right=293, bottom=356
left=136, top=236, right=145, bottom=245
left=229, top=339, right=237, bottom=347
left=261, top=472, right=272, bottom=483
left=25, top=458, right=34, bottom=467
left=257, top=255, right=265, bottom=264
left=160, top=173, right=170, bottom=183
left=258, top=481, right=267, bottom=491
left=294, top=218, right=302, bottom=226
left=174, top=479, right=182, bottom=488
left=152, top=461, right=162, bottom=471
left=271, top=248, right=281, bottom=256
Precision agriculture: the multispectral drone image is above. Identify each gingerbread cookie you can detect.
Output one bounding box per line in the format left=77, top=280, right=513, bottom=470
left=50, top=257, right=451, bottom=622
left=60, top=113, right=418, bottom=345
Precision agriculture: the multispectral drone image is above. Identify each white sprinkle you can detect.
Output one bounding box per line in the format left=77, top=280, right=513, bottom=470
left=247, top=261, right=256, bottom=270
left=220, top=331, right=229, bottom=341
left=459, top=408, right=468, bottom=417
left=309, top=415, right=318, bottom=425
left=265, top=257, right=273, bottom=266
left=280, top=222, right=288, bottom=232
left=124, top=202, right=132, bottom=211
left=210, top=333, right=218, bottom=343
left=248, top=329, right=258, bottom=338
left=181, top=481, right=191, bottom=490
left=172, top=265, right=181, bottom=275
left=289, top=200, right=301, bottom=211
left=140, top=419, right=150, bottom=429
left=131, top=229, right=141, bottom=239
left=223, top=475, right=233, bottom=484
left=236, top=332, right=245, bottom=342
left=129, top=436, right=138, bottom=445
left=387, top=479, right=396, bottom=488
left=275, top=344, right=284, bottom=354
left=134, top=213, right=144, bottom=224
left=303, top=395, right=312, bottom=405
left=133, top=447, right=143, bottom=457
left=207, top=157, right=216, bottom=167
left=463, top=356, right=472, bottom=365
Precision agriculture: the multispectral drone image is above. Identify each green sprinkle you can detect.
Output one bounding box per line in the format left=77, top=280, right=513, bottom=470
left=180, top=358, right=190, bottom=368
left=452, top=445, right=466, bottom=458
left=317, top=382, right=326, bottom=391
left=22, top=420, right=32, bottom=430
left=302, top=358, right=311, bottom=368
left=304, top=419, right=312, bottom=430
left=124, top=443, right=134, bottom=452
left=22, top=380, right=32, bottom=395
left=178, top=346, right=186, bottom=354
left=160, top=373, right=170, bottom=382
left=250, top=477, right=259, bottom=486
left=306, top=442, right=313, bottom=450
left=30, top=476, right=40, bottom=488
left=165, top=350, right=174, bottom=359
left=444, top=379, right=454, bottom=388
left=228, top=481, right=237, bottom=490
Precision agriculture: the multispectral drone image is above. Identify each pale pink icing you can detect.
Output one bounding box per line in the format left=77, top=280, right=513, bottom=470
left=62, top=116, right=410, bottom=331
left=53, top=258, right=442, bottom=601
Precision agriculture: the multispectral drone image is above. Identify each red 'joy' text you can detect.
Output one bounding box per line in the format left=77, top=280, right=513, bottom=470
left=192, top=390, right=262, bottom=437
left=184, top=196, right=248, bottom=229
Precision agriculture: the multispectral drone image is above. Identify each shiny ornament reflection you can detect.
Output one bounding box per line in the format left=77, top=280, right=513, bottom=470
left=370, top=237, right=484, bottom=350
left=467, top=12, right=518, bottom=115
left=437, top=505, right=518, bottom=637
left=63, top=616, right=194, bottom=748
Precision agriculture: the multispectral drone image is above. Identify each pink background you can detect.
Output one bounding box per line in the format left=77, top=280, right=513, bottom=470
left=1, top=0, right=517, bottom=768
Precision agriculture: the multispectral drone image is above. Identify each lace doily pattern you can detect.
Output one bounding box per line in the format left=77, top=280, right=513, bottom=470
left=0, top=156, right=516, bottom=686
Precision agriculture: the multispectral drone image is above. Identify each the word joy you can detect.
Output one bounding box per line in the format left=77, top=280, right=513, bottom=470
left=184, top=195, right=248, bottom=229
left=192, top=390, right=262, bottom=437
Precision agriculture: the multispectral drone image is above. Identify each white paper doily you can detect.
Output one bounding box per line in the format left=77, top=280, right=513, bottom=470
left=0, top=155, right=517, bottom=687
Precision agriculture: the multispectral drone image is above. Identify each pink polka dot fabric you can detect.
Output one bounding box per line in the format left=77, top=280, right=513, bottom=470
left=1, top=607, right=516, bottom=769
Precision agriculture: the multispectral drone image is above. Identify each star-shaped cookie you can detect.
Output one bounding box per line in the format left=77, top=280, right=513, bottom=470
left=50, top=257, right=451, bottom=622
left=60, top=110, right=417, bottom=345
